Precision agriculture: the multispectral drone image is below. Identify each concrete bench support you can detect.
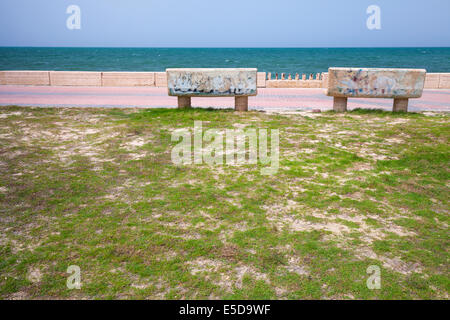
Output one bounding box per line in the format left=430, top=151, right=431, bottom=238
left=393, top=98, right=409, bottom=112
left=327, top=68, right=426, bottom=112
left=167, top=68, right=257, bottom=111
left=235, top=96, right=249, bottom=111
left=178, top=96, right=191, bottom=109
left=333, top=97, right=348, bottom=112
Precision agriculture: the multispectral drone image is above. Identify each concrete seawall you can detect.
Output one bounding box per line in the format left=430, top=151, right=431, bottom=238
left=1, top=71, right=449, bottom=89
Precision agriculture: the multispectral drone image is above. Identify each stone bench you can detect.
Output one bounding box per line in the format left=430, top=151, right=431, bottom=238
left=166, top=68, right=257, bottom=111
left=326, top=68, right=426, bottom=112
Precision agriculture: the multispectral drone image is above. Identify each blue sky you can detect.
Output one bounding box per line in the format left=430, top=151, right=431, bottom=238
left=0, top=0, right=449, bottom=47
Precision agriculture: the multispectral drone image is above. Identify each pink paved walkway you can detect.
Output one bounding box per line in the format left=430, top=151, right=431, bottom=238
left=0, top=85, right=449, bottom=112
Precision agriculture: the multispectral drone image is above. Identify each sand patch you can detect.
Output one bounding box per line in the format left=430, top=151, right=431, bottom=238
left=284, top=256, right=309, bottom=275
left=27, top=267, right=43, bottom=283
left=355, top=247, right=423, bottom=275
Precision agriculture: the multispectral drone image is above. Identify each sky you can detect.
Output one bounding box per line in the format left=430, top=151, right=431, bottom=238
left=0, top=0, right=449, bottom=47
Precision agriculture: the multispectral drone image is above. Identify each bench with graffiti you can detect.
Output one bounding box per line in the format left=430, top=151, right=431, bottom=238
left=326, top=68, right=426, bottom=112
left=166, top=68, right=257, bottom=111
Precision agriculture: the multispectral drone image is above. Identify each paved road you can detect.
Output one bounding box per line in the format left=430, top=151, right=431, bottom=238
left=0, top=85, right=449, bottom=112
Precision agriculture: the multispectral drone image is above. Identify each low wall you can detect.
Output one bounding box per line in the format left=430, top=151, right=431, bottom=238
left=423, top=73, right=450, bottom=89
left=1, top=71, right=449, bottom=89
left=438, top=73, right=450, bottom=89
left=266, top=72, right=449, bottom=89
left=102, top=72, right=155, bottom=87
left=0, top=71, right=50, bottom=86
left=424, top=73, right=440, bottom=89
left=257, top=72, right=266, bottom=88
left=266, top=80, right=322, bottom=88
left=265, top=72, right=326, bottom=88
left=155, top=72, right=167, bottom=87
left=50, top=71, right=102, bottom=86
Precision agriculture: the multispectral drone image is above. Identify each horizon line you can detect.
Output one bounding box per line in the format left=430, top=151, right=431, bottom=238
left=1, top=46, right=450, bottom=49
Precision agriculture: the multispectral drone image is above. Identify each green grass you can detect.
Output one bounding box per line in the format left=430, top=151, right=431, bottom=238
left=0, top=106, right=448, bottom=300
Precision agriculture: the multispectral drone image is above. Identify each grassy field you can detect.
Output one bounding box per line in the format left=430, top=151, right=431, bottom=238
left=0, top=106, right=448, bottom=300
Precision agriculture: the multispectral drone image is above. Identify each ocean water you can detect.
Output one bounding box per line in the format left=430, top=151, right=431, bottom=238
left=0, top=47, right=449, bottom=75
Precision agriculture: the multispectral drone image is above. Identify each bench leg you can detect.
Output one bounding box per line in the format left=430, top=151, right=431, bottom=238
left=393, top=98, right=408, bottom=112
left=333, top=97, right=347, bottom=112
left=235, top=96, right=248, bottom=112
left=178, top=96, right=191, bottom=109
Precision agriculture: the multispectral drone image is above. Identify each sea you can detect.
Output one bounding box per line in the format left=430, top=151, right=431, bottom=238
left=1, top=47, right=449, bottom=75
